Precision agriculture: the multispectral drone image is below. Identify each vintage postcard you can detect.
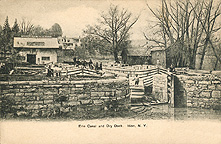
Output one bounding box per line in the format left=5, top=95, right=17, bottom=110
left=0, top=0, right=221, bottom=143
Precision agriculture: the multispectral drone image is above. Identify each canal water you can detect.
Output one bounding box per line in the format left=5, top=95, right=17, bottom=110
left=130, top=104, right=221, bottom=121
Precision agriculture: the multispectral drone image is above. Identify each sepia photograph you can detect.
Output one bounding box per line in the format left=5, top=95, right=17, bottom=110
left=0, top=0, right=221, bottom=143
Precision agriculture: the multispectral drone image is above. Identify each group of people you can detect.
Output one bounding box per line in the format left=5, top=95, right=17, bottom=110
left=46, top=58, right=104, bottom=77
left=46, top=63, right=62, bottom=77
left=73, top=57, right=103, bottom=71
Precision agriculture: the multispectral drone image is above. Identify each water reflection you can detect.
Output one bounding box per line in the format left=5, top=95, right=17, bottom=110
left=133, top=104, right=221, bottom=121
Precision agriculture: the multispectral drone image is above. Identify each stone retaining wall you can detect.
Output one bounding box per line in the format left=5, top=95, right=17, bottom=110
left=175, top=75, right=221, bottom=109
left=0, top=78, right=130, bottom=118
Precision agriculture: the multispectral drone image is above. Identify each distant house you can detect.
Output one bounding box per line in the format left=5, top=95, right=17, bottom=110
left=14, top=37, right=60, bottom=64
left=123, top=39, right=166, bottom=68
left=150, top=47, right=166, bottom=68
left=58, top=37, right=81, bottom=50
left=127, top=47, right=151, bottom=65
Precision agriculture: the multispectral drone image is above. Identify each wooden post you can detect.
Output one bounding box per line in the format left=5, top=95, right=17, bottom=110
left=170, top=74, right=175, bottom=107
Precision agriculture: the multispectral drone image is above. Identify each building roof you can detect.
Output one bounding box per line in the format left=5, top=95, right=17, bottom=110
left=127, top=39, right=148, bottom=56
left=127, top=46, right=165, bottom=57
left=127, top=39, right=165, bottom=56
left=150, top=47, right=165, bottom=52
left=127, top=47, right=151, bottom=56
left=14, top=37, right=59, bottom=49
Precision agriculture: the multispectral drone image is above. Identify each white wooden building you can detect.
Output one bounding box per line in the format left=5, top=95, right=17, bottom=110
left=14, top=37, right=60, bottom=64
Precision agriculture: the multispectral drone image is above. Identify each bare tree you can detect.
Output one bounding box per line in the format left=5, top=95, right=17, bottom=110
left=85, top=4, right=139, bottom=62
left=191, top=0, right=221, bottom=69
left=145, top=0, right=220, bottom=69
left=19, top=18, right=34, bottom=35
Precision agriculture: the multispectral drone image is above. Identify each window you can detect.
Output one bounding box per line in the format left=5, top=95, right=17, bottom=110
left=42, top=57, right=50, bottom=61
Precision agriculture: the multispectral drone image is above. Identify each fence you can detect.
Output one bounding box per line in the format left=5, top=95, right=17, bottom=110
left=103, top=66, right=175, bottom=107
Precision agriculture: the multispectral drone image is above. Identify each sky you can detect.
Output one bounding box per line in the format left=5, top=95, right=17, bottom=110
left=0, top=0, right=161, bottom=40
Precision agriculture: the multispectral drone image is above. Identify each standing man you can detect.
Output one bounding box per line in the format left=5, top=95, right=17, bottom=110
left=133, top=74, right=139, bottom=86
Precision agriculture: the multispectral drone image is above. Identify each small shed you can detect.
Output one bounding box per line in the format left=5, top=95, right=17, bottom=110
left=127, top=47, right=151, bottom=65
left=151, top=47, right=166, bottom=68
left=124, top=39, right=166, bottom=67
